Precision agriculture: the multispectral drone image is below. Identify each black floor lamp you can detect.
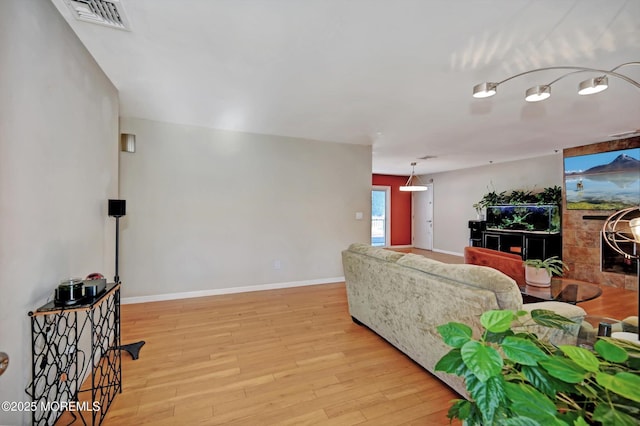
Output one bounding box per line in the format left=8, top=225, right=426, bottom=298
left=108, top=199, right=145, bottom=359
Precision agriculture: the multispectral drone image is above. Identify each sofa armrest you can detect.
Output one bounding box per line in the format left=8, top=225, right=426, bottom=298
left=516, top=301, right=586, bottom=346
left=621, top=316, right=639, bottom=334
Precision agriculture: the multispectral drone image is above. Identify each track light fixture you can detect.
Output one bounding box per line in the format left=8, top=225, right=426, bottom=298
left=472, top=62, right=640, bottom=102
left=525, top=85, right=551, bottom=102
left=578, top=76, right=609, bottom=95
left=399, top=162, right=428, bottom=192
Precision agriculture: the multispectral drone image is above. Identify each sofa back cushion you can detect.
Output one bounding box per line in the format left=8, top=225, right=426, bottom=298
left=346, top=243, right=405, bottom=262
left=397, top=253, right=523, bottom=310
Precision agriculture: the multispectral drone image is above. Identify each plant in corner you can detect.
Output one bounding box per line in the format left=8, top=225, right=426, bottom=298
left=435, top=309, right=640, bottom=426
left=524, top=256, right=568, bottom=286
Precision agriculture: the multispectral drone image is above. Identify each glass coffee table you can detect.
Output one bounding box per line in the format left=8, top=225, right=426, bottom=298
left=519, top=277, right=602, bottom=305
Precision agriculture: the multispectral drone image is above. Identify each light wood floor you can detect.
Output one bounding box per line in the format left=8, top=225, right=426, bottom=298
left=99, top=248, right=636, bottom=425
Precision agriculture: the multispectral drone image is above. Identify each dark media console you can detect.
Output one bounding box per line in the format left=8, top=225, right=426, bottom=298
left=468, top=220, right=561, bottom=260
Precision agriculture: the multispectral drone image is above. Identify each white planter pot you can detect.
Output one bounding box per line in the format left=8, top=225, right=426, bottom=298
left=525, top=266, right=551, bottom=287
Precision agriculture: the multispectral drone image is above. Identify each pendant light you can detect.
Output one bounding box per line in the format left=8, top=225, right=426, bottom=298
left=399, top=162, right=427, bottom=192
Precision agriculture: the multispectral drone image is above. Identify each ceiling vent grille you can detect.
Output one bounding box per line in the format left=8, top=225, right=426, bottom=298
left=609, top=129, right=640, bottom=139
left=63, top=0, right=131, bottom=30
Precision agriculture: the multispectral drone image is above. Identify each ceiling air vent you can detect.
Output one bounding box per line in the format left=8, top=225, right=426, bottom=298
left=609, top=129, right=640, bottom=139
left=63, top=0, right=131, bottom=30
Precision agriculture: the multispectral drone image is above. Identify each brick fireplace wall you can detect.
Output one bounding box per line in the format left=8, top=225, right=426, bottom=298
left=562, top=136, right=640, bottom=290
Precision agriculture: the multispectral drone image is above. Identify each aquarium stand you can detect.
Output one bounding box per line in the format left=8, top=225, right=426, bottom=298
left=481, top=230, right=561, bottom=261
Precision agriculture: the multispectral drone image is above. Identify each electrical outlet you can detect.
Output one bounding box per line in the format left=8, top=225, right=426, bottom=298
left=273, top=260, right=281, bottom=270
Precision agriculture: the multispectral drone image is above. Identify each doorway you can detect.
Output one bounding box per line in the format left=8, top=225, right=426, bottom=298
left=371, top=186, right=391, bottom=246
left=413, top=184, right=434, bottom=250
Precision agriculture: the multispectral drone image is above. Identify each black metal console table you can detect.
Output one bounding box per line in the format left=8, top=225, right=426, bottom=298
left=27, top=283, right=122, bottom=425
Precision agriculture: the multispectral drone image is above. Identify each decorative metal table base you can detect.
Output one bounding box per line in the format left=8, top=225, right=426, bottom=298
left=28, top=284, right=123, bottom=426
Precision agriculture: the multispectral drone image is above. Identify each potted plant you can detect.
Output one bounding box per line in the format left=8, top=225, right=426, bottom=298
left=524, top=256, right=568, bottom=287
left=473, top=203, right=484, bottom=220
left=435, top=309, right=640, bottom=426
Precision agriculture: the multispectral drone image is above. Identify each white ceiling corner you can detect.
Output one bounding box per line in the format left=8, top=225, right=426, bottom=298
left=49, top=0, right=640, bottom=175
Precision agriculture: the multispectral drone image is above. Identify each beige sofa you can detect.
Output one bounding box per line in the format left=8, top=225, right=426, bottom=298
left=342, top=243, right=586, bottom=397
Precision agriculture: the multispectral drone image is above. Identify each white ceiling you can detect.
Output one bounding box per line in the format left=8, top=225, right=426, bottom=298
left=51, top=0, right=640, bottom=175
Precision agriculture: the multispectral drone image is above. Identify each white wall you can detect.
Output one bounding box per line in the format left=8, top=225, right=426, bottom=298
left=0, top=2, right=119, bottom=424
left=423, top=154, right=563, bottom=255
left=118, top=118, right=371, bottom=299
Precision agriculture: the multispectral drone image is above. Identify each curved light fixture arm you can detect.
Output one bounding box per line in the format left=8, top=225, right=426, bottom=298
left=610, top=61, right=640, bottom=73
left=494, top=64, right=640, bottom=90
left=473, top=62, right=640, bottom=100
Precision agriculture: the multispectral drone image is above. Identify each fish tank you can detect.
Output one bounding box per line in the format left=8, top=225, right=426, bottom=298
left=486, top=205, right=560, bottom=233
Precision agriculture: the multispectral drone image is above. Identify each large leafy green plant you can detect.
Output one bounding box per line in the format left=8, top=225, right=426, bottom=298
left=474, top=185, right=563, bottom=209
left=435, top=309, right=640, bottom=425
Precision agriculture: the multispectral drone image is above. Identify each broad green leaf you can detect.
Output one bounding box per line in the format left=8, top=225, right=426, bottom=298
left=481, top=310, right=515, bottom=333
left=556, top=411, right=580, bottom=426
left=520, top=365, right=573, bottom=397
left=504, top=382, right=558, bottom=420
left=465, top=373, right=505, bottom=425
left=600, top=336, right=640, bottom=356
left=502, top=336, right=549, bottom=366
left=573, top=381, right=598, bottom=400
left=607, top=396, right=640, bottom=419
left=485, top=328, right=514, bottom=344
left=539, top=357, right=588, bottom=383
left=513, top=331, right=551, bottom=351
left=447, top=399, right=471, bottom=421
left=594, top=339, right=628, bottom=363
left=573, top=417, right=589, bottom=426
left=461, top=340, right=503, bottom=382
left=434, top=348, right=467, bottom=376
left=530, top=309, right=577, bottom=331
left=593, top=403, right=639, bottom=426
left=559, top=345, right=600, bottom=373
left=595, top=372, right=640, bottom=403
left=628, top=356, right=640, bottom=370
left=500, top=417, right=545, bottom=426
left=437, top=322, right=472, bottom=348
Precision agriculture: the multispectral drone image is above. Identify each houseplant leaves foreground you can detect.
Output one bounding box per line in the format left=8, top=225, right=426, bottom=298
left=435, top=309, right=640, bottom=425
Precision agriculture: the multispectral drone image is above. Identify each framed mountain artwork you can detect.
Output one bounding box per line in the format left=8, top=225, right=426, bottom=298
left=564, top=147, right=640, bottom=210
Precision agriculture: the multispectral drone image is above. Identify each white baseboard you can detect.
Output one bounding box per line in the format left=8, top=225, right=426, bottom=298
left=409, top=245, right=464, bottom=258
left=433, top=248, right=464, bottom=257
left=121, top=276, right=345, bottom=305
